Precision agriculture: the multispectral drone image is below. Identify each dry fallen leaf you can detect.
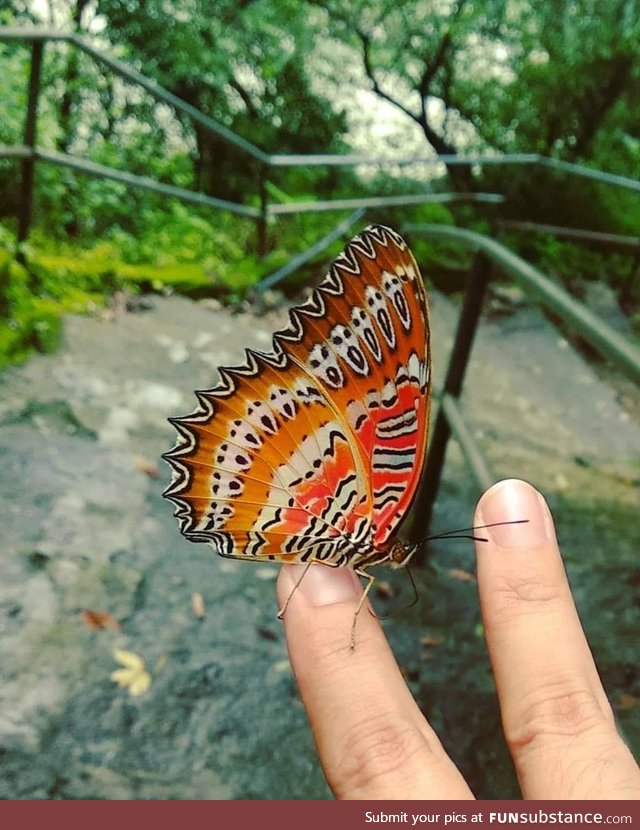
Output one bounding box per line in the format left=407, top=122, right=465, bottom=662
left=448, top=568, right=476, bottom=583
left=111, top=648, right=151, bottom=697
left=617, top=693, right=640, bottom=711
left=133, top=456, right=160, bottom=479
left=191, top=591, right=206, bottom=619
left=420, top=634, right=444, bottom=647
left=375, top=580, right=396, bottom=600
left=81, top=609, right=121, bottom=632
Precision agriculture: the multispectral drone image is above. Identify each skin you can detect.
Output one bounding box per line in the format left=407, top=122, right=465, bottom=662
left=276, top=478, right=640, bottom=800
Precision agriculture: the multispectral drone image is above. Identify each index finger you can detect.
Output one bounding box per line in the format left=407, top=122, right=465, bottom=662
left=277, top=563, right=474, bottom=800
left=474, top=479, right=640, bottom=799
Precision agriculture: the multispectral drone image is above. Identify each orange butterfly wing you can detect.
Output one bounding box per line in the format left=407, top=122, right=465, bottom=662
left=163, top=225, right=431, bottom=569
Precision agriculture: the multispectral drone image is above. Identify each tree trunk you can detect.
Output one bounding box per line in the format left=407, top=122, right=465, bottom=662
left=567, top=54, right=634, bottom=162
left=417, top=117, right=477, bottom=192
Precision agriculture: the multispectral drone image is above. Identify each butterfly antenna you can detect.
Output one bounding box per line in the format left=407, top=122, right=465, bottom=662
left=417, top=519, right=529, bottom=545
left=405, top=564, right=420, bottom=609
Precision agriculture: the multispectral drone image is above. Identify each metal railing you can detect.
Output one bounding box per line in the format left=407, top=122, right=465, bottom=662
left=2, top=26, right=640, bottom=259
left=497, top=220, right=640, bottom=252
left=402, top=225, right=640, bottom=524
left=0, top=27, right=501, bottom=253
left=2, top=27, right=639, bottom=529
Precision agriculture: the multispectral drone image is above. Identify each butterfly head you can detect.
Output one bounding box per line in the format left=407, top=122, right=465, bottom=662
left=388, top=539, right=420, bottom=569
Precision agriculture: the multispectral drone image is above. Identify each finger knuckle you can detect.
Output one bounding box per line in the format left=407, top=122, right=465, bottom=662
left=505, top=681, right=613, bottom=758
left=332, top=712, right=433, bottom=798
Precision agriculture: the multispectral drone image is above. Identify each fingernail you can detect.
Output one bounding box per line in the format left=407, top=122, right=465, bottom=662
left=477, top=479, right=552, bottom=549
left=287, top=564, right=361, bottom=607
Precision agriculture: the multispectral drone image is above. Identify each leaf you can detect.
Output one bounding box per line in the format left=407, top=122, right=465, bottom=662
left=111, top=648, right=152, bottom=697
left=112, top=648, right=145, bottom=670
left=134, top=456, right=160, bottom=479
left=81, top=609, right=121, bottom=632
left=420, top=634, right=444, bottom=647
left=448, top=568, right=476, bottom=583
left=375, top=580, right=396, bottom=600
left=617, top=693, right=640, bottom=711
left=191, top=591, right=206, bottom=619
left=128, top=671, right=152, bottom=697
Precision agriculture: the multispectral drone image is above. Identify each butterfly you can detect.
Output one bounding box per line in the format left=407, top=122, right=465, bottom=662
left=163, top=224, right=431, bottom=646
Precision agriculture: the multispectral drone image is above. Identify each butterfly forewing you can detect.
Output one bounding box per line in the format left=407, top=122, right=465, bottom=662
left=163, top=225, right=431, bottom=568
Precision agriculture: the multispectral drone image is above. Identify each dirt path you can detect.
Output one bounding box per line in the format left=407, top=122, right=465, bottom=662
left=1, top=291, right=638, bottom=799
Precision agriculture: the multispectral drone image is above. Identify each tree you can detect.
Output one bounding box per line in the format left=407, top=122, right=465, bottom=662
left=95, top=0, right=349, bottom=201
left=308, top=0, right=513, bottom=190
left=308, top=0, right=640, bottom=193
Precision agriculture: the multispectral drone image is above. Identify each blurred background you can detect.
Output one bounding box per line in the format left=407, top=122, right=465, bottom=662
left=0, top=0, right=639, bottom=800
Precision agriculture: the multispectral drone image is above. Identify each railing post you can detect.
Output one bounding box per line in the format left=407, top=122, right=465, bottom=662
left=257, top=164, right=268, bottom=258
left=622, top=250, right=640, bottom=310
left=17, top=39, right=44, bottom=251
left=417, top=251, right=493, bottom=530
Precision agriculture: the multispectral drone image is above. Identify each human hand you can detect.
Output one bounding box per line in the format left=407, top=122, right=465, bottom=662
left=276, top=478, right=640, bottom=800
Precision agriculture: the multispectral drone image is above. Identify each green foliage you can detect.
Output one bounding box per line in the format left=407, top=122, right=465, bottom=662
left=0, top=246, right=101, bottom=366
left=515, top=234, right=639, bottom=309
left=0, top=201, right=277, bottom=369
left=94, top=0, right=350, bottom=202
left=0, top=44, right=29, bottom=220
left=2, top=195, right=378, bottom=368
left=478, top=164, right=640, bottom=309
left=484, top=1, right=640, bottom=167
left=26, top=202, right=270, bottom=297
left=1, top=0, right=639, bottom=369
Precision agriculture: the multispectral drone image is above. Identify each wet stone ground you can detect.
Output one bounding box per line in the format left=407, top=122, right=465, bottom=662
left=1, top=290, right=639, bottom=799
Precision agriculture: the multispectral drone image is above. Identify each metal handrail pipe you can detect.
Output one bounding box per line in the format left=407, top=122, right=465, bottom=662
left=498, top=220, right=640, bottom=251
left=0, top=144, right=33, bottom=159
left=542, top=158, right=640, bottom=195
left=67, top=36, right=270, bottom=165
left=268, top=152, right=542, bottom=169
left=0, top=28, right=270, bottom=165
left=405, top=224, right=640, bottom=385
left=2, top=29, right=640, bottom=194
left=256, top=209, right=366, bottom=292
left=0, top=27, right=67, bottom=41
left=35, top=149, right=262, bottom=218
left=440, top=393, right=494, bottom=492
left=268, top=192, right=505, bottom=216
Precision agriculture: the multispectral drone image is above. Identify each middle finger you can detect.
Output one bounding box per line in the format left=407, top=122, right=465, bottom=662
left=473, top=480, right=636, bottom=799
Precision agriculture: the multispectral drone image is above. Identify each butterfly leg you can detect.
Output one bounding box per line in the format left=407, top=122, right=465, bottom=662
left=276, top=560, right=315, bottom=621
left=276, top=562, right=376, bottom=652
left=351, top=569, right=376, bottom=651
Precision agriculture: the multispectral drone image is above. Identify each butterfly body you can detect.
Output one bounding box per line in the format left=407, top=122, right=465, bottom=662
left=163, top=225, right=431, bottom=586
